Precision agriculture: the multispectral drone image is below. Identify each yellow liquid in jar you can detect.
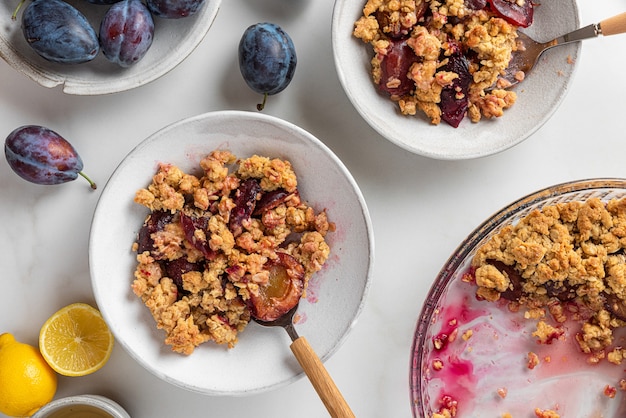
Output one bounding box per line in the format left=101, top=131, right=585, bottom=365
left=45, top=405, right=114, bottom=418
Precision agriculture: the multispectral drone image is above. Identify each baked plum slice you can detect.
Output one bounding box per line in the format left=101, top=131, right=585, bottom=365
left=544, top=280, right=578, bottom=302
left=249, top=252, right=305, bottom=322
left=486, top=260, right=523, bottom=301
left=136, top=210, right=174, bottom=256
left=375, top=1, right=427, bottom=38
left=229, top=178, right=262, bottom=236
left=486, top=260, right=580, bottom=303
left=604, top=292, right=626, bottom=322
left=439, top=53, right=471, bottom=128
left=489, top=0, right=533, bottom=28
left=253, top=188, right=295, bottom=215
left=180, top=212, right=216, bottom=260
left=377, top=38, right=419, bottom=97
left=162, top=257, right=204, bottom=295
left=466, top=0, right=487, bottom=10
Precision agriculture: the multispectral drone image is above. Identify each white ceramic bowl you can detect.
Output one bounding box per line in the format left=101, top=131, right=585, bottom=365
left=0, top=0, right=221, bottom=95
left=32, top=395, right=130, bottom=418
left=89, top=110, right=374, bottom=395
left=411, top=179, right=626, bottom=417
left=332, top=0, right=580, bottom=160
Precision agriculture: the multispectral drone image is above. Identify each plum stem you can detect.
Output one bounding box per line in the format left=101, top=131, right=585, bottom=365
left=79, top=171, right=97, bottom=190
left=256, top=93, right=268, bottom=111
left=12, top=0, right=26, bottom=21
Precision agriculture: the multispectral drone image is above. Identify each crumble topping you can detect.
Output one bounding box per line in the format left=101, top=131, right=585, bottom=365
left=131, top=150, right=334, bottom=355
left=353, top=0, right=525, bottom=126
left=471, top=197, right=626, bottom=358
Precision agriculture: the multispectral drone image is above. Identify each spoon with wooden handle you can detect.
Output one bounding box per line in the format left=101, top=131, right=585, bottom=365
left=254, top=304, right=355, bottom=418
left=496, top=12, right=626, bottom=89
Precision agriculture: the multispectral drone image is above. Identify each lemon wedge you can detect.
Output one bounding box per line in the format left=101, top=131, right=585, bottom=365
left=39, top=303, right=114, bottom=377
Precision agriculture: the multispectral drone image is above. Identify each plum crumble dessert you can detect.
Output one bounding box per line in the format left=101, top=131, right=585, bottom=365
left=131, top=150, right=334, bottom=355
left=353, top=0, right=534, bottom=127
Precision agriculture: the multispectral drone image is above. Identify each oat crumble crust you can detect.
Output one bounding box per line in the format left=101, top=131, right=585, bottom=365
left=131, top=150, right=334, bottom=355
left=353, top=0, right=520, bottom=125
left=471, top=197, right=626, bottom=358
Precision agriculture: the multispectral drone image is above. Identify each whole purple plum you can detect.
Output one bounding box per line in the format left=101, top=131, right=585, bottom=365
left=238, top=23, right=297, bottom=110
left=4, top=125, right=96, bottom=189
left=21, top=0, right=99, bottom=64
left=146, top=0, right=206, bottom=18
left=100, top=0, right=155, bottom=67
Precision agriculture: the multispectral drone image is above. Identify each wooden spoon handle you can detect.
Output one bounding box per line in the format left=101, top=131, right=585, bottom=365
left=290, top=336, right=355, bottom=418
left=600, top=12, right=626, bottom=36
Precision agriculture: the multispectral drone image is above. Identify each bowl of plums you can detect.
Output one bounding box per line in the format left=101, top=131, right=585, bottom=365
left=89, top=110, right=374, bottom=395
left=0, top=0, right=221, bottom=95
left=332, top=0, right=580, bottom=160
left=411, top=179, right=626, bottom=417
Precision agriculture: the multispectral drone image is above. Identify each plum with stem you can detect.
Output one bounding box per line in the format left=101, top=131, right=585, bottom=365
left=238, top=23, right=297, bottom=111
left=4, top=125, right=96, bottom=189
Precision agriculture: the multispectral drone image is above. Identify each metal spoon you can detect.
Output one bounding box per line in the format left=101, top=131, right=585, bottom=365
left=496, top=12, right=626, bottom=89
left=254, top=304, right=355, bottom=418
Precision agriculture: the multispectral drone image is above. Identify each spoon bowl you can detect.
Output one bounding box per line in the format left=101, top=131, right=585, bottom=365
left=498, top=12, right=626, bottom=88
left=254, top=304, right=301, bottom=341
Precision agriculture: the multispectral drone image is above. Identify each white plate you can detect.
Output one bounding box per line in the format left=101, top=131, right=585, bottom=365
left=332, top=0, right=580, bottom=160
left=89, top=110, right=374, bottom=395
left=0, top=0, right=220, bottom=95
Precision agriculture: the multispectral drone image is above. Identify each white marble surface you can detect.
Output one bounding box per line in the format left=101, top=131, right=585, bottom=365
left=1, top=1, right=625, bottom=417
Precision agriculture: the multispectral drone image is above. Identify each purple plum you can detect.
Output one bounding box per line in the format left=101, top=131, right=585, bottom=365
left=146, top=0, right=206, bottom=19
left=21, top=0, right=99, bottom=64
left=100, top=0, right=155, bottom=67
left=4, top=125, right=96, bottom=189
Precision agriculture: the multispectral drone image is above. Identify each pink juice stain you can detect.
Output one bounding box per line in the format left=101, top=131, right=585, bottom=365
left=305, top=250, right=338, bottom=305
left=419, top=266, right=626, bottom=417
left=425, top=292, right=486, bottom=415
left=305, top=275, right=321, bottom=304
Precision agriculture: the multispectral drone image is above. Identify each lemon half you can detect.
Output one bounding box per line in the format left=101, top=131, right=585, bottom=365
left=39, top=303, right=114, bottom=377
